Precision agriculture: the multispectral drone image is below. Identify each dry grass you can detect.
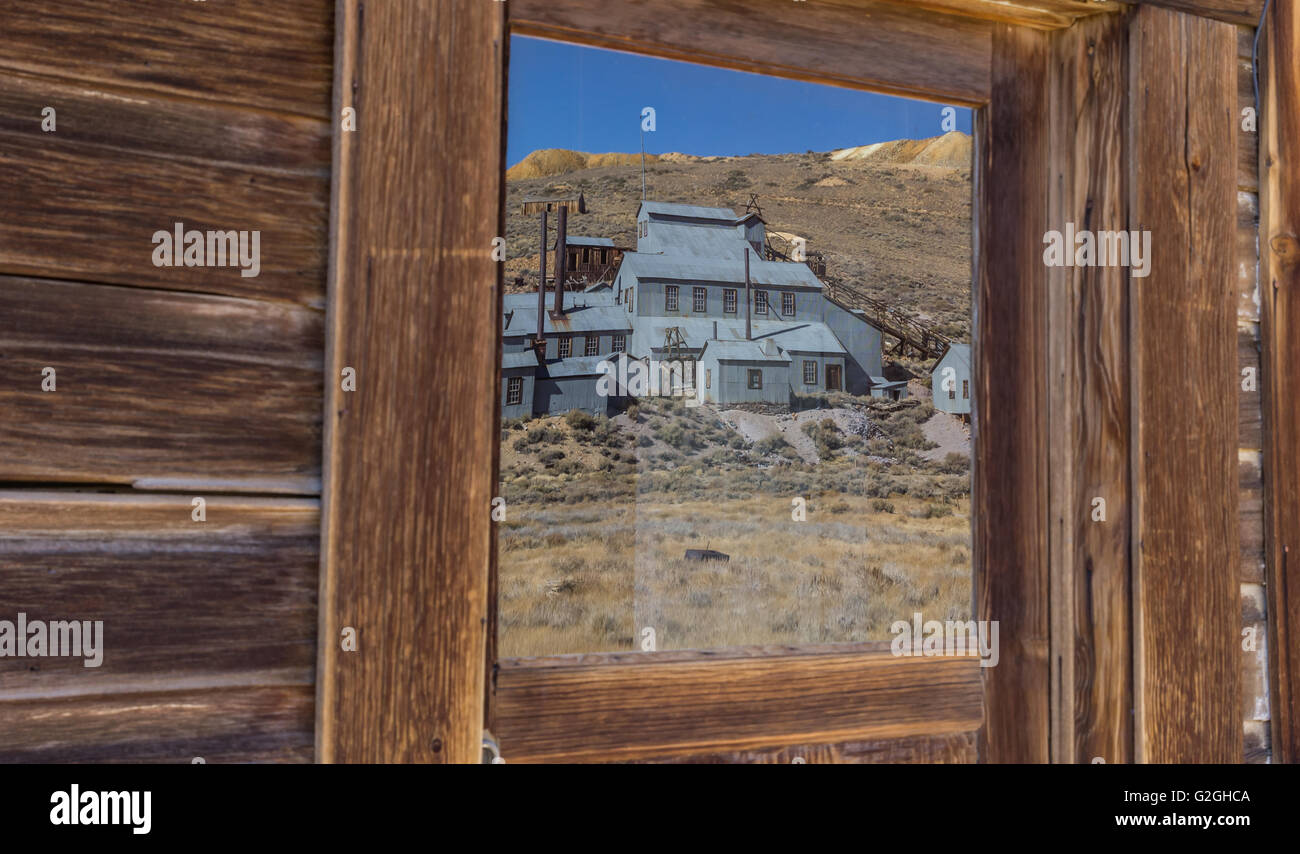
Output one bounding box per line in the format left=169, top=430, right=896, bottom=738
left=498, top=492, right=970, bottom=657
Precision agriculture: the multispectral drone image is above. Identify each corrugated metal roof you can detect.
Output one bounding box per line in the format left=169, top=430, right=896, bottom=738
left=503, top=292, right=632, bottom=335
left=560, top=235, right=615, bottom=247
left=638, top=201, right=738, bottom=221
left=628, top=317, right=845, bottom=358
left=502, top=350, right=539, bottom=370
left=542, top=354, right=614, bottom=378
left=699, top=340, right=790, bottom=363
left=870, top=376, right=908, bottom=388
left=619, top=252, right=824, bottom=288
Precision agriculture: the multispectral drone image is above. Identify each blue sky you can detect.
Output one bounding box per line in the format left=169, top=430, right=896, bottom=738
left=507, top=36, right=972, bottom=168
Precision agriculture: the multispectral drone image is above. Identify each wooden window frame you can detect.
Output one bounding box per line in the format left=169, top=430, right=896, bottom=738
left=747, top=368, right=763, bottom=390
left=755, top=289, right=769, bottom=315
left=612, top=333, right=626, bottom=353
left=665, top=284, right=678, bottom=312
left=584, top=336, right=599, bottom=357
left=783, top=291, right=795, bottom=316
left=724, top=288, right=737, bottom=313
left=693, top=286, right=706, bottom=312
left=557, top=335, right=572, bottom=359
left=803, top=359, right=817, bottom=386
left=506, top=376, right=522, bottom=406
left=317, top=0, right=1271, bottom=764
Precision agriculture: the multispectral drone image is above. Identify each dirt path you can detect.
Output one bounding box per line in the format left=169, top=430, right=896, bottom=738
left=919, top=411, right=970, bottom=462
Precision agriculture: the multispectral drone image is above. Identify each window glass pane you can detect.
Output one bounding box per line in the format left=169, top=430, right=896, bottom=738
left=499, top=36, right=973, bottom=656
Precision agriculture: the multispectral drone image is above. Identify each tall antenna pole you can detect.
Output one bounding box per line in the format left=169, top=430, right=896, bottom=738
left=640, top=128, right=647, bottom=201
left=536, top=209, right=547, bottom=345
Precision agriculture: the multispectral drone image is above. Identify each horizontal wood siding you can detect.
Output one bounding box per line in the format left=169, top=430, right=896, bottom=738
left=0, top=0, right=333, bottom=761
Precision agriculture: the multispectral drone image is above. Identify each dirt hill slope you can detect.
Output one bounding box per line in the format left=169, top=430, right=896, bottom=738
left=504, top=133, right=972, bottom=342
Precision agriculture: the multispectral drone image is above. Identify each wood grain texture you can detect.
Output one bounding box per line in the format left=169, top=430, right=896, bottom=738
left=1134, top=0, right=1264, bottom=27
left=1128, top=4, right=1240, bottom=763
left=1046, top=12, right=1133, bottom=765
left=496, top=648, right=982, bottom=763
left=510, top=0, right=993, bottom=106
left=1259, top=0, right=1300, bottom=764
left=1239, top=58, right=1259, bottom=192
left=1241, top=453, right=1266, bottom=583
left=0, top=277, right=322, bottom=489
left=0, top=0, right=334, bottom=119
left=0, top=81, right=329, bottom=305
left=624, top=731, right=977, bottom=764
left=0, top=70, right=331, bottom=175
left=974, top=25, right=1050, bottom=763
left=0, top=685, right=313, bottom=763
left=317, top=0, right=503, bottom=764
left=0, top=492, right=318, bottom=699
left=824, top=0, right=1119, bottom=31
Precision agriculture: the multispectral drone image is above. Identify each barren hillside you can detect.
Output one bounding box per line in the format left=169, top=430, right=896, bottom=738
left=504, top=132, right=973, bottom=341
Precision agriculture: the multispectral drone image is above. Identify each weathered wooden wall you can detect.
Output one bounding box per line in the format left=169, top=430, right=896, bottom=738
left=0, top=0, right=333, bottom=761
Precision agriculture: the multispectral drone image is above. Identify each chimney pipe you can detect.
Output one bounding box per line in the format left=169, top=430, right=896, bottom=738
left=536, top=209, right=547, bottom=345
left=744, top=248, right=752, bottom=341
left=554, top=206, right=568, bottom=315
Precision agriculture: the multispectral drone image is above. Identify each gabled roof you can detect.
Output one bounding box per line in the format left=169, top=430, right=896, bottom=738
left=637, top=201, right=739, bottom=221
left=502, top=291, right=632, bottom=335
left=934, top=342, right=971, bottom=371
left=540, top=353, right=614, bottom=378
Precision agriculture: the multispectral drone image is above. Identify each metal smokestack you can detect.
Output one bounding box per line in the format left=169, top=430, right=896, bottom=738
left=744, top=248, right=752, bottom=341
left=554, top=205, right=568, bottom=315
left=536, top=209, right=547, bottom=344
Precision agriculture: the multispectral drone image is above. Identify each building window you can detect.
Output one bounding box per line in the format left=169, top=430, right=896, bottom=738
left=585, top=336, right=599, bottom=356
left=963, top=379, right=969, bottom=399
left=803, top=360, right=817, bottom=385
left=693, top=287, right=706, bottom=313
left=724, top=289, right=737, bottom=313
left=747, top=369, right=762, bottom=390
left=705, top=369, right=711, bottom=389
left=506, top=376, right=522, bottom=406
left=558, top=336, right=572, bottom=358
left=755, top=291, right=769, bottom=315
left=666, top=285, right=678, bottom=312
left=612, top=333, right=625, bottom=352
left=535, top=339, right=547, bottom=359
left=782, top=292, right=795, bottom=316
left=948, top=384, right=956, bottom=400
left=582, top=247, right=590, bottom=264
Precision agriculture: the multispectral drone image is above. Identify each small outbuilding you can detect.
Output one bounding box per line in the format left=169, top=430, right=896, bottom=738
left=931, top=342, right=971, bottom=417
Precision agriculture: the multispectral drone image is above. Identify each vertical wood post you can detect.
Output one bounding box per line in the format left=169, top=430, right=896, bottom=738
left=317, top=0, right=505, bottom=763
left=1260, top=0, right=1300, bottom=764
left=1128, top=3, right=1240, bottom=763
left=976, top=23, right=1051, bottom=764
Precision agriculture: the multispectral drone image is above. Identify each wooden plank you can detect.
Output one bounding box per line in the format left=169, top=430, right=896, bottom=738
left=0, top=0, right=334, bottom=119
left=0, top=277, right=322, bottom=490
left=824, top=0, right=1119, bottom=31
left=509, top=0, right=993, bottom=106
left=1128, top=4, right=1240, bottom=763
left=0, top=492, right=318, bottom=698
left=317, top=0, right=503, bottom=764
left=1241, top=583, right=1269, bottom=723
left=0, top=70, right=331, bottom=175
left=1259, top=0, right=1300, bottom=764
left=623, top=731, right=977, bottom=764
left=0, top=87, right=329, bottom=305
left=0, top=685, right=313, bottom=763
left=1134, top=0, right=1264, bottom=28
left=1046, top=11, right=1132, bottom=765
left=1239, top=58, right=1259, bottom=192
left=974, top=24, right=1050, bottom=764
left=496, top=650, right=982, bottom=762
